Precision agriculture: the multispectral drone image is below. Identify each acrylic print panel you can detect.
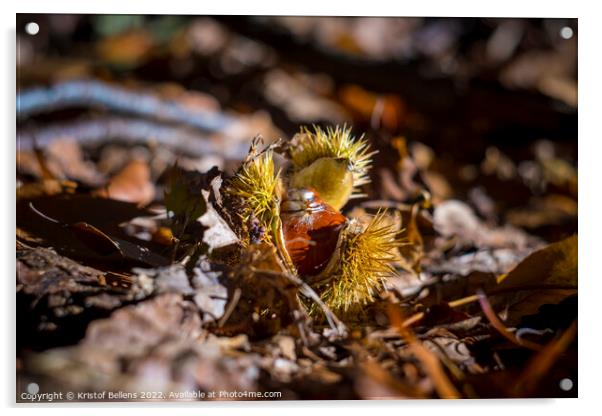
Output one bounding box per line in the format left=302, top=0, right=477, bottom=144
left=16, top=14, right=577, bottom=402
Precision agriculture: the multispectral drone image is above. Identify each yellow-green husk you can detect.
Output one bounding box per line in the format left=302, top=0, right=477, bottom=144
left=226, top=149, right=282, bottom=241
left=315, top=211, right=401, bottom=313
left=226, top=128, right=401, bottom=317
left=290, top=157, right=354, bottom=211
left=289, top=125, right=375, bottom=209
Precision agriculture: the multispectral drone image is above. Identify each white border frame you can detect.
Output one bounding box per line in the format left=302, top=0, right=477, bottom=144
left=4, top=1, right=599, bottom=415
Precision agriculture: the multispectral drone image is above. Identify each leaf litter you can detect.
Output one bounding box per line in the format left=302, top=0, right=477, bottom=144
left=16, top=16, right=577, bottom=401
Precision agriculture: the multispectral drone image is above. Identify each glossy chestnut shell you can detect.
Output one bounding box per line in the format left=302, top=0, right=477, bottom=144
left=281, top=188, right=346, bottom=276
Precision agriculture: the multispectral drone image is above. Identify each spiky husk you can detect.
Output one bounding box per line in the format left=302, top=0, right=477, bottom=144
left=289, top=125, right=375, bottom=193
left=226, top=149, right=282, bottom=243
left=226, top=131, right=399, bottom=319
left=290, top=157, right=354, bottom=211
left=316, top=211, right=401, bottom=313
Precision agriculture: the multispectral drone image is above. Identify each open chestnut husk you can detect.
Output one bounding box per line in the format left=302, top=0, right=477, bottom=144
left=224, top=126, right=402, bottom=314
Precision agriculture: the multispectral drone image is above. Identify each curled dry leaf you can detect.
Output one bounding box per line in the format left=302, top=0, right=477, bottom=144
left=495, top=234, right=577, bottom=325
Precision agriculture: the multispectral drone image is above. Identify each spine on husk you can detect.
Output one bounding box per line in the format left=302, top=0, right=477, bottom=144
left=224, top=127, right=402, bottom=315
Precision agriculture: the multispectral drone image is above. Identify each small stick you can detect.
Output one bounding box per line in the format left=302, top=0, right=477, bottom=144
left=218, top=287, right=242, bottom=328
left=17, top=116, right=250, bottom=159
left=17, top=80, right=235, bottom=133
left=402, top=284, right=578, bottom=329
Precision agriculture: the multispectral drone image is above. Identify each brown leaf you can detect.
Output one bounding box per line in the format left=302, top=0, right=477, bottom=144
left=17, top=139, right=105, bottom=186
left=495, top=234, right=577, bottom=324
left=45, top=139, right=106, bottom=186
left=25, top=294, right=261, bottom=395
left=16, top=179, right=77, bottom=201
left=134, top=261, right=227, bottom=323
left=25, top=200, right=170, bottom=268
left=95, top=159, right=155, bottom=206
left=16, top=247, right=154, bottom=342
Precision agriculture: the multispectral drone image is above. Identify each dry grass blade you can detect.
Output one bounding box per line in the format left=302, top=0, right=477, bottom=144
left=476, top=290, right=543, bottom=351
left=387, top=303, right=461, bottom=399
left=218, top=287, right=242, bottom=328
left=512, top=320, right=577, bottom=396
left=401, top=284, right=577, bottom=329
left=402, top=312, right=425, bottom=328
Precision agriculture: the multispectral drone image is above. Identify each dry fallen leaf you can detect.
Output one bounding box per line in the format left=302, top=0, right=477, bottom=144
left=95, top=159, right=155, bottom=206
left=17, top=138, right=105, bottom=187
left=16, top=179, right=77, bottom=201
left=133, top=260, right=228, bottom=324
left=198, top=189, right=239, bottom=252
left=16, top=17, right=578, bottom=400
left=495, top=234, right=577, bottom=324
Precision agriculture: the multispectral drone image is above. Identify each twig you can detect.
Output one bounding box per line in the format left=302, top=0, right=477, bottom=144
left=252, top=267, right=347, bottom=337
left=402, top=312, right=425, bottom=328
left=17, top=80, right=235, bottom=132
left=17, top=117, right=250, bottom=159
left=218, top=287, right=242, bottom=328
left=401, top=284, right=578, bottom=329
left=515, top=327, right=554, bottom=342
